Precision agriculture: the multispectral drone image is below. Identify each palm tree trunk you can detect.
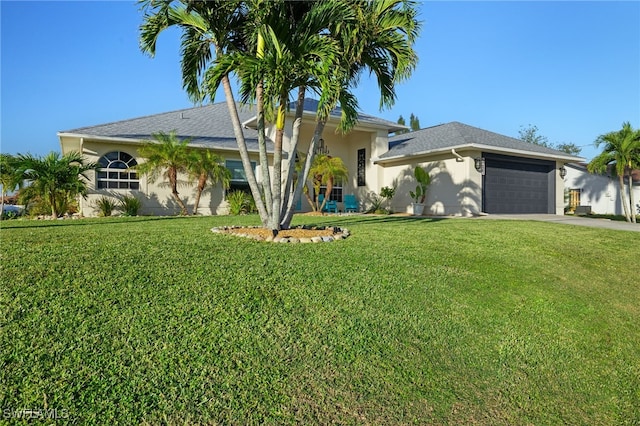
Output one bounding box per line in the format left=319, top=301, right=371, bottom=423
left=324, top=177, right=334, bottom=204
left=193, top=173, right=207, bottom=214
left=169, top=167, right=188, bottom=215
left=280, top=118, right=327, bottom=229
left=256, top=81, right=273, bottom=217
left=618, top=174, right=632, bottom=223
left=270, top=101, right=285, bottom=231
left=49, top=191, right=57, bottom=218
left=303, top=188, right=315, bottom=212
left=280, top=86, right=306, bottom=225
left=628, top=170, right=636, bottom=223
left=220, top=74, right=269, bottom=226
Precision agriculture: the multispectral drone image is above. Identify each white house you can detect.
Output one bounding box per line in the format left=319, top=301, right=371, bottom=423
left=564, top=163, right=640, bottom=216
left=59, top=100, right=583, bottom=217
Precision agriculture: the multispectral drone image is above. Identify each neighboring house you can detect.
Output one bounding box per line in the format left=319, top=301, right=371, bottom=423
left=564, top=163, right=640, bottom=215
left=59, top=100, right=583, bottom=217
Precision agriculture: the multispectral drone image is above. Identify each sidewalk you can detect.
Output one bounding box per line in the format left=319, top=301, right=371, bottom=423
left=474, top=214, right=640, bottom=232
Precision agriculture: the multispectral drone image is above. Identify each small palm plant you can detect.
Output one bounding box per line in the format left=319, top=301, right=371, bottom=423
left=309, top=154, right=348, bottom=212
left=227, top=190, right=252, bottom=215
left=187, top=149, right=230, bottom=215
left=119, top=194, right=142, bottom=216
left=93, top=196, right=118, bottom=217
left=135, top=131, right=191, bottom=215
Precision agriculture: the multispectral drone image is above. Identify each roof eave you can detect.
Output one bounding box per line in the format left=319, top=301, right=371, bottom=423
left=374, top=143, right=585, bottom=165
left=57, top=132, right=271, bottom=155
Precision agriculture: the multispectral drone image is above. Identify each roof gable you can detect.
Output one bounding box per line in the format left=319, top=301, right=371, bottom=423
left=238, top=98, right=405, bottom=133
left=381, top=121, right=584, bottom=162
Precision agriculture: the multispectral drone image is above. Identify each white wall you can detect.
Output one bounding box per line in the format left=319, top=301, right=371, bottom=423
left=379, top=151, right=483, bottom=216
left=564, top=164, right=640, bottom=215
left=71, top=140, right=255, bottom=217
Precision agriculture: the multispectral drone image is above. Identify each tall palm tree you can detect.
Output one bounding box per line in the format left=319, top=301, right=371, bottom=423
left=281, top=0, right=419, bottom=228
left=139, top=0, right=270, bottom=224
left=16, top=151, right=96, bottom=218
left=588, top=122, right=640, bottom=223
left=187, top=149, right=230, bottom=215
left=309, top=154, right=348, bottom=212
left=204, top=0, right=351, bottom=230
left=1, top=153, right=23, bottom=215
left=136, top=131, right=192, bottom=215
left=139, top=0, right=420, bottom=229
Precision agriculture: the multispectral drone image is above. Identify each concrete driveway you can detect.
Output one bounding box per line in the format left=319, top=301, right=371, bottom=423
left=474, top=214, right=640, bottom=232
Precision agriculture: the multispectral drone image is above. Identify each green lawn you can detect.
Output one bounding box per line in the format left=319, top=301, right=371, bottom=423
left=1, top=215, right=638, bottom=425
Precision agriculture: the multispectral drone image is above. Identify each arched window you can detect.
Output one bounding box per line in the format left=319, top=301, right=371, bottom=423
left=97, top=151, right=139, bottom=190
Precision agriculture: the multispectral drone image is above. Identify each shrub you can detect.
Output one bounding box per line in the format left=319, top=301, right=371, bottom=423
left=22, top=193, right=77, bottom=217
left=93, top=196, right=118, bottom=217
left=227, top=190, right=253, bottom=215
left=366, top=192, right=389, bottom=214
left=119, top=194, right=142, bottom=216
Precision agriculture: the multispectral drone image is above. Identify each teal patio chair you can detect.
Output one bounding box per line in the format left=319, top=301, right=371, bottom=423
left=318, top=194, right=338, bottom=213
left=344, top=194, right=358, bottom=213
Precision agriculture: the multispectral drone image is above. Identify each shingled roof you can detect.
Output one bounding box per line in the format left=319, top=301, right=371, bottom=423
left=59, top=99, right=404, bottom=152
left=378, top=121, right=584, bottom=163
left=59, top=102, right=264, bottom=152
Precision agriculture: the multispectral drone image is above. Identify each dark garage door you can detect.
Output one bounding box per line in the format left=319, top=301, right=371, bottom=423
left=483, top=154, right=554, bottom=214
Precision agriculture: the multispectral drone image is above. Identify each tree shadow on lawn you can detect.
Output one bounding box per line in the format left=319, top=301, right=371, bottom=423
left=0, top=215, right=192, bottom=230
left=316, top=214, right=451, bottom=228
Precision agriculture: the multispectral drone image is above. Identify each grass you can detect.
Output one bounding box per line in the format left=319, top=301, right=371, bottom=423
left=1, top=215, right=638, bottom=424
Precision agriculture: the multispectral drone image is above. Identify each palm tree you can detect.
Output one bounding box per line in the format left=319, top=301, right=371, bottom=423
left=139, top=0, right=420, bottom=229
left=203, top=1, right=351, bottom=229
left=15, top=151, right=96, bottom=218
left=281, top=0, right=420, bottom=228
left=309, top=154, right=348, bottom=212
left=1, top=153, right=23, bottom=215
left=588, top=122, right=640, bottom=223
left=136, top=131, right=191, bottom=215
left=139, top=0, right=270, bottom=225
left=187, top=149, right=230, bottom=214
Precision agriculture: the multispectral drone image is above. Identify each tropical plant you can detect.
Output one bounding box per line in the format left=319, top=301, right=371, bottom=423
left=119, top=194, right=142, bottom=217
left=409, top=166, right=431, bottom=204
left=135, top=131, right=191, bottom=215
left=366, top=192, right=387, bottom=214
left=187, top=149, right=230, bottom=215
left=380, top=185, right=396, bottom=210
left=15, top=151, right=96, bottom=218
left=367, top=186, right=396, bottom=214
left=139, top=0, right=420, bottom=230
left=587, top=122, right=640, bottom=223
left=93, top=196, right=118, bottom=217
left=226, top=190, right=253, bottom=215
left=308, top=154, right=348, bottom=212
left=1, top=153, right=23, bottom=216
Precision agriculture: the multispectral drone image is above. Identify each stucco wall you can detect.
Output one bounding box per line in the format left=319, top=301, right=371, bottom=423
left=379, top=152, right=483, bottom=216
left=564, top=164, right=640, bottom=215
left=281, top=120, right=381, bottom=213
left=71, top=140, right=262, bottom=217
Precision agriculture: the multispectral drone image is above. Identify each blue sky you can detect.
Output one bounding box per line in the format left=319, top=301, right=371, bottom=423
left=1, top=1, right=639, bottom=162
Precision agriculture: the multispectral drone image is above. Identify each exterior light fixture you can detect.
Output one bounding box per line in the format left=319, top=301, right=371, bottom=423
left=315, top=138, right=330, bottom=155
left=474, top=157, right=485, bottom=175
left=559, top=166, right=567, bottom=179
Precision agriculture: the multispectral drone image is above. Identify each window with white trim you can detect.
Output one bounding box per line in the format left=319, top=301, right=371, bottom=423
left=319, top=177, right=343, bottom=202
left=225, top=159, right=256, bottom=193
left=97, top=151, right=139, bottom=190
